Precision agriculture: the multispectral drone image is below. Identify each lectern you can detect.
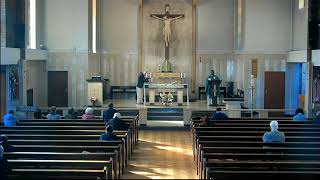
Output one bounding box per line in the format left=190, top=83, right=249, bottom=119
left=86, top=76, right=107, bottom=107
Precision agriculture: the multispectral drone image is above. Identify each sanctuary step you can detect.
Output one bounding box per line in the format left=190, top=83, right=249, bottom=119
left=147, top=108, right=184, bottom=121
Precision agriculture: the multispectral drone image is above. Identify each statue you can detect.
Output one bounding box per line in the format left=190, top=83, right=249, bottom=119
left=151, top=4, right=184, bottom=72
left=313, top=73, right=320, bottom=103
left=205, top=70, right=221, bottom=106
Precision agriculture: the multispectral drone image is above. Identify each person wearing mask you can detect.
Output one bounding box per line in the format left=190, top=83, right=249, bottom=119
left=262, top=120, right=285, bottom=143
left=103, top=103, right=118, bottom=123
left=47, top=106, right=61, bottom=120
left=100, top=125, right=120, bottom=141
left=0, top=135, right=14, bottom=152
left=107, top=113, right=129, bottom=131
left=0, top=145, right=11, bottom=180
left=293, top=108, right=307, bottom=121
left=82, top=107, right=96, bottom=120
left=65, top=108, right=78, bottom=119
left=3, top=110, right=18, bottom=126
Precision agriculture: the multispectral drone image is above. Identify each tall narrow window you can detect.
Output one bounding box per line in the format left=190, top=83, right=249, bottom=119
left=92, top=0, right=97, bottom=53
left=29, top=0, right=36, bottom=49
left=299, top=0, right=305, bottom=9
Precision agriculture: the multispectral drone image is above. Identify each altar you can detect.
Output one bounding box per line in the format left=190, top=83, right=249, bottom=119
left=143, top=72, right=189, bottom=106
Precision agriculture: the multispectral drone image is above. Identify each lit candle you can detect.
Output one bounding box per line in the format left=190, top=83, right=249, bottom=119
left=250, top=75, right=254, bottom=87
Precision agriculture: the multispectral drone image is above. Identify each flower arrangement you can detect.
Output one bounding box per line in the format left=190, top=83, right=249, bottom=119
left=90, top=96, right=97, bottom=107
left=160, top=92, right=174, bottom=106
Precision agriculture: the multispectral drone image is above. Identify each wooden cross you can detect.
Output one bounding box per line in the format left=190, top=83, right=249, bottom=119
left=150, top=4, right=184, bottom=61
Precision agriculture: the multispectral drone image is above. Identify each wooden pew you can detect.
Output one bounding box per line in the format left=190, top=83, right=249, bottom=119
left=7, top=159, right=113, bottom=180
left=4, top=140, right=124, bottom=177
left=204, top=160, right=320, bottom=180
left=4, top=152, right=120, bottom=179
left=0, top=129, right=133, bottom=158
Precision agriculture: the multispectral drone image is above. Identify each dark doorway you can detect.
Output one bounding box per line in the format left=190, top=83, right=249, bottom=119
left=264, top=72, right=285, bottom=117
left=0, top=71, right=7, bottom=120
left=27, top=89, right=33, bottom=106
left=48, top=71, right=68, bottom=107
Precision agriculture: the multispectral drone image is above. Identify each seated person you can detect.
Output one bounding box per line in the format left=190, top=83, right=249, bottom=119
left=100, top=125, right=120, bottom=141
left=82, top=107, right=96, bottom=120
left=209, top=108, right=229, bottom=121
left=293, top=108, right=307, bottom=121
left=47, top=106, right=61, bottom=120
left=103, top=103, right=118, bottom=123
left=314, top=111, right=320, bottom=124
left=64, top=108, right=78, bottom=119
left=107, top=113, right=129, bottom=131
left=263, top=120, right=285, bottom=143
left=15, top=107, right=27, bottom=121
left=0, top=145, right=11, bottom=180
left=34, top=109, right=42, bottom=119
left=3, top=110, right=18, bottom=127
left=0, top=135, right=14, bottom=152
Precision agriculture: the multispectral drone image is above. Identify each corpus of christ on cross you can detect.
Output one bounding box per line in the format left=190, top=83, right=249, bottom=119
left=150, top=4, right=184, bottom=62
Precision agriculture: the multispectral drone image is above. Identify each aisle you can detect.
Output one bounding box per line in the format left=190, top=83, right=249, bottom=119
left=121, top=129, right=197, bottom=179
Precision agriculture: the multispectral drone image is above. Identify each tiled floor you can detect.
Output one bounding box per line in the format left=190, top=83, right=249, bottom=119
left=121, top=129, right=197, bottom=179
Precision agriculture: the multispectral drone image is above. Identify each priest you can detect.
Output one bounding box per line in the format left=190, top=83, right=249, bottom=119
left=205, top=70, right=221, bottom=106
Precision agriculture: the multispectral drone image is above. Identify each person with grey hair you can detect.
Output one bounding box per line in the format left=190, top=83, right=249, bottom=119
left=0, top=145, right=11, bottom=179
left=106, top=112, right=129, bottom=131
left=47, top=106, right=61, bottom=120
left=82, top=107, right=96, bottom=120
left=262, top=120, right=285, bottom=143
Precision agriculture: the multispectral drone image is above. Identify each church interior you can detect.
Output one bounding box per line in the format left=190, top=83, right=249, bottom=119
left=1, top=0, right=320, bottom=179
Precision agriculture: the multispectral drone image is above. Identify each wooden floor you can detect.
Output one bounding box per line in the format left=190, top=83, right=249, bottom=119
left=122, top=129, right=197, bottom=179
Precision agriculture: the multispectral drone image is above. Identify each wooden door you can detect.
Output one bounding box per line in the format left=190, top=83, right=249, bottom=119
left=0, top=72, right=6, bottom=120
left=48, top=71, right=68, bottom=107
left=264, top=72, right=285, bottom=117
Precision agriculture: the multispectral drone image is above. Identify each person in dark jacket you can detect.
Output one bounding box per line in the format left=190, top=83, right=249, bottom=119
left=34, top=109, right=42, bottom=119
left=100, top=125, right=119, bottom=141
left=136, top=72, right=149, bottom=104
left=0, top=135, right=14, bottom=152
left=0, top=145, right=11, bottom=180
left=103, top=103, right=118, bottom=123
left=107, top=113, right=129, bottom=131
left=209, top=108, right=229, bottom=121
left=64, top=108, right=78, bottom=119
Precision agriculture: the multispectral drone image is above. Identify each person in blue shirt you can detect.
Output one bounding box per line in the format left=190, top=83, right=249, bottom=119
left=100, top=125, right=119, bottom=141
left=107, top=113, right=129, bottom=131
left=0, top=135, right=14, bottom=152
left=293, top=108, right=307, bottom=121
left=3, top=110, right=18, bottom=127
left=263, top=120, right=285, bottom=143
left=209, top=108, right=229, bottom=121
left=103, top=103, right=118, bottom=123
left=47, top=106, right=61, bottom=120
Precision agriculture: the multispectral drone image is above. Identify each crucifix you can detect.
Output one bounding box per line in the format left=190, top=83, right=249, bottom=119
left=151, top=4, right=184, bottom=71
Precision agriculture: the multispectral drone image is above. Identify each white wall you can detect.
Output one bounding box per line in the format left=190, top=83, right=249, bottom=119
left=99, top=0, right=138, bottom=52
left=243, top=0, right=292, bottom=52
left=292, top=0, right=308, bottom=51
left=197, top=0, right=235, bottom=52
left=41, top=0, right=89, bottom=51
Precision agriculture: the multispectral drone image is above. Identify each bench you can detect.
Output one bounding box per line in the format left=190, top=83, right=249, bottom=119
left=7, top=159, right=113, bottom=180
left=4, top=152, right=120, bottom=178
